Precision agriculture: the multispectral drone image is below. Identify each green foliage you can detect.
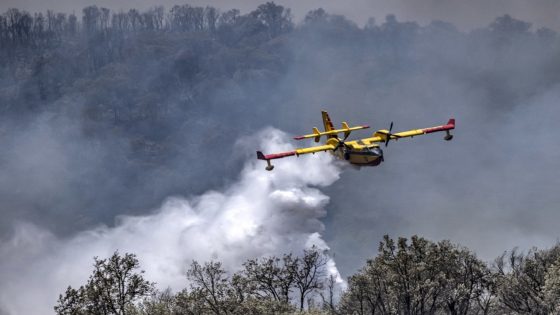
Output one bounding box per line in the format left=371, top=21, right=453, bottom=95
left=339, top=235, right=491, bottom=315
left=174, top=247, right=328, bottom=314
left=242, top=253, right=297, bottom=303
left=132, top=288, right=175, bottom=315
left=54, top=251, right=154, bottom=315
left=494, top=245, right=560, bottom=314
left=294, top=247, right=328, bottom=311
left=55, top=240, right=560, bottom=315
left=173, top=259, right=298, bottom=314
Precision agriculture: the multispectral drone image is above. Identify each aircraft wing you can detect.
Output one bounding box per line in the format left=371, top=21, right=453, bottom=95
left=256, top=144, right=336, bottom=171
left=257, top=144, right=335, bottom=161
left=295, top=144, right=336, bottom=155
left=358, top=118, right=455, bottom=145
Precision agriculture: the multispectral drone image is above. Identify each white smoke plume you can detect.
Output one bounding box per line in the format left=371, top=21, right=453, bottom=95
left=0, top=128, right=343, bottom=315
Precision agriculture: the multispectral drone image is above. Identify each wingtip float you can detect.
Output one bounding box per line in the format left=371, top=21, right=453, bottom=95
left=257, top=111, right=455, bottom=171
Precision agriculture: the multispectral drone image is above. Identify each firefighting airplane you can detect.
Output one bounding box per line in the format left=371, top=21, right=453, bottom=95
left=257, top=111, right=455, bottom=171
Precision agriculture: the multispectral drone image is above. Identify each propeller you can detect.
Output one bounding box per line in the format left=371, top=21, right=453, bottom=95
left=333, top=133, right=353, bottom=160
left=334, top=132, right=351, bottom=152
left=384, top=122, right=394, bottom=147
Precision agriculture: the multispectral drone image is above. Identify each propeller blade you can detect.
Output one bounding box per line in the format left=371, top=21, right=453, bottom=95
left=334, top=132, right=351, bottom=151
left=385, top=122, right=394, bottom=147
left=334, top=141, right=342, bottom=151
left=334, top=139, right=343, bottom=151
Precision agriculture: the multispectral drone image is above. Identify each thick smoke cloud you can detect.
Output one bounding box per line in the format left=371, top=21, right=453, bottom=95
left=0, top=129, right=344, bottom=315
left=0, top=108, right=130, bottom=236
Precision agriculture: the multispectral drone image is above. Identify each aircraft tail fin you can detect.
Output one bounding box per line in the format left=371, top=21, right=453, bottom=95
left=321, top=111, right=336, bottom=138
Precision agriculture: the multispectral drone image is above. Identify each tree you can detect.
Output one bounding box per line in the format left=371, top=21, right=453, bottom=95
left=339, top=235, right=491, bottom=315
left=320, top=274, right=338, bottom=314
left=54, top=251, right=154, bottom=315
left=128, top=9, right=141, bottom=31
left=494, top=245, right=560, bottom=314
left=82, top=6, right=101, bottom=34
left=436, top=240, right=490, bottom=315
left=250, top=2, right=293, bottom=38
left=304, top=8, right=327, bottom=25
left=168, top=5, right=207, bottom=32
left=179, top=252, right=327, bottom=313
left=339, top=260, right=392, bottom=314
left=242, top=253, right=296, bottom=303
left=294, top=246, right=328, bottom=311
left=204, top=6, right=219, bottom=32
left=218, top=9, right=239, bottom=26
left=490, top=14, right=531, bottom=35
left=5, top=9, right=33, bottom=44
left=184, top=260, right=238, bottom=314
left=66, top=13, right=78, bottom=35
left=132, top=288, right=176, bottom=315
left=543, top=257, right=560, bottom=313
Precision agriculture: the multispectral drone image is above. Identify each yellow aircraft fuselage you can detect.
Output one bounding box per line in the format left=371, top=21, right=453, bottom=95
left=325, top=137, right=384, bottom=166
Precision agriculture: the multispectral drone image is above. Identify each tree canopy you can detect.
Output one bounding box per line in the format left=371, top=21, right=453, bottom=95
left=54, top=237, right=560, bottom=314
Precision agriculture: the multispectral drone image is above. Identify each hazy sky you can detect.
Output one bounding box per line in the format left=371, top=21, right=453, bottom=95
left=2, top=0, right=560, bottom=30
